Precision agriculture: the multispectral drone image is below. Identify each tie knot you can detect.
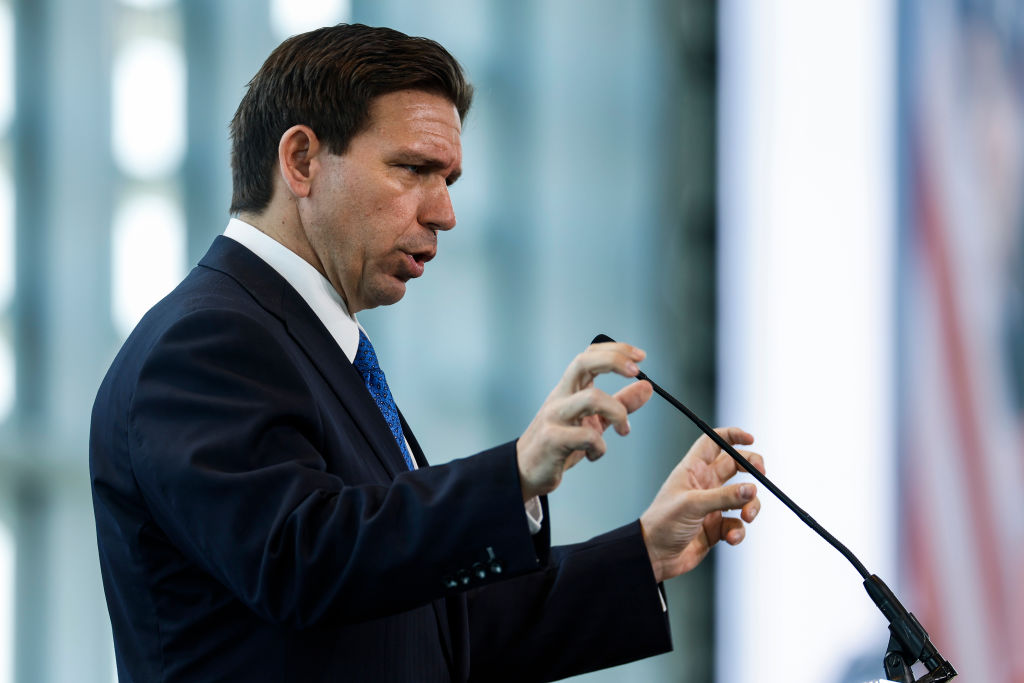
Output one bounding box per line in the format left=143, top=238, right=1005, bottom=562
left=353, top=329, right=381, bottom=378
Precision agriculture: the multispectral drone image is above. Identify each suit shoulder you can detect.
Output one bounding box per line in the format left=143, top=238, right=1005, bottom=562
left=95, top=265, right=290, bottom=408
left=131, top=263, right=282, bottom=348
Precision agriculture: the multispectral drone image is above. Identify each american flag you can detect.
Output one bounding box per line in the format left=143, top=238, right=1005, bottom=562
left=902, top=1, right=1024, bottom=680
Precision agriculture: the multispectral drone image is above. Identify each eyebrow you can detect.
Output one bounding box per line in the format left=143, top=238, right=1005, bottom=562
left=393, top=151, right=462, bottom=185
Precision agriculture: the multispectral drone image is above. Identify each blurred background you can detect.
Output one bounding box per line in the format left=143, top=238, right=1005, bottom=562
left=0, top=0, right=1021, bottom=681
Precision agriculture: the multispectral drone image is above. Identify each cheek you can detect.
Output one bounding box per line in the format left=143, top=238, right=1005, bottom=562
left=369, top=199, right=420, bottom=244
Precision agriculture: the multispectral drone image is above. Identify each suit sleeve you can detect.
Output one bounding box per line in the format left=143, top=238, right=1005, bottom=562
left=126, top=308, right=543, bottom=628
left=465, top=519, right=673, bottom=682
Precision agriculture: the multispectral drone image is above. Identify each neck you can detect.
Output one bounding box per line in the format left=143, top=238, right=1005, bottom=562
left=237, top=207, right=353, bottom=311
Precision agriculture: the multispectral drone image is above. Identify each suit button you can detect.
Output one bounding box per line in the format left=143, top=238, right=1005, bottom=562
left=472, top=563, right=487, bottom=580
left=457, top=570, right=471, bottom=586
left=444, top=576, right=458, bottom=589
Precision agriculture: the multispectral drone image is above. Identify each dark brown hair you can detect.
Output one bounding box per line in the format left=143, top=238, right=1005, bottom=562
left=228, top=23, right=474, bottom=215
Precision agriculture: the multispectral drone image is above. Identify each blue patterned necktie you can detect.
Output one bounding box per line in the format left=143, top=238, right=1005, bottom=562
left=351, top=330, right=415, bottom=470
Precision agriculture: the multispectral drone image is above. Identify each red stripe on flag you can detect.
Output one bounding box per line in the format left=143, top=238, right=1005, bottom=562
left=905, top=459, right=943, bottom=647
left=912, top=135, right=1011, bottom=666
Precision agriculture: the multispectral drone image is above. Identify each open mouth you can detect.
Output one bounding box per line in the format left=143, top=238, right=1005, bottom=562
left=401, top=250, right=434, bottom=278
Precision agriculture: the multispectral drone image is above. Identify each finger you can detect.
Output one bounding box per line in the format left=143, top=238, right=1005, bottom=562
left=683, top=482, right=757, bottom=518
left=554, top=424, right=607, bottom=461
left=589, top=340, right=647, bottom=362
left=720, top=517, right=747, bottom=545
left=689, top=426, right=754, bottom=464
left=740, top=450, right=766, bottom=476
left=612, top=380, right=653, bottom=415
left=556, top=387, right=631, bottom=436
left=553, top=344, right=646, bottom=397
left=741, top=495, right=761, bottom=523
left=711, top=449, right=765, bottom=482
left=592, top=381, right=653, bottom=432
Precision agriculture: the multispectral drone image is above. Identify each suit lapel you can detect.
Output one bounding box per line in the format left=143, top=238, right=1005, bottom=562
left=198, top=237, right=408, bottom=479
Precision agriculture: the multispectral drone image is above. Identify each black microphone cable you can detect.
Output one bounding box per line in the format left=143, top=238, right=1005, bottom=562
left=591, top=333, right=956, bottom=681
left=592, top=332, right=869, bottom=578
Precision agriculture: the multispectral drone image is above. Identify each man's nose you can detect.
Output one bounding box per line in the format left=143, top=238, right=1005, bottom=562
left=421, top=181, right=456, bottom=232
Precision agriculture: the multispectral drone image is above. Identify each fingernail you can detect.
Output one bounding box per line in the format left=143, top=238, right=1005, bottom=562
left=626, top=362, right=639, bottom=375
left=739, top=484, right=754, bottom=500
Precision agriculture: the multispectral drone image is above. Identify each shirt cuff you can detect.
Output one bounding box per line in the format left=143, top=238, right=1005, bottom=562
left=524, top=496, right=543, bottom=535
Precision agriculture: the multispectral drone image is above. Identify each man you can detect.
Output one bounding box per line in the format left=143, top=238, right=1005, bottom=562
left=91, top=24, right=764, bottom=682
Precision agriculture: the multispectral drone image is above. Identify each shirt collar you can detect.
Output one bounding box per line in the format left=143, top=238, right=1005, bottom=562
left=222, top=217, right=362, bottom=361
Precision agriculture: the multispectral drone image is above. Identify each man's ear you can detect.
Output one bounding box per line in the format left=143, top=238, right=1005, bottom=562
left=277, top=125, right=321, bottom=199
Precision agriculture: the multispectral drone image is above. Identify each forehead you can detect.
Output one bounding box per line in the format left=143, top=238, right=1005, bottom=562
left=360, top=90, right=462, bottom=156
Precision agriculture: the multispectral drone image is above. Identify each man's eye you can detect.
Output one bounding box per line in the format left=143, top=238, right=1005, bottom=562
left=400, top=164, right=421, bottom=174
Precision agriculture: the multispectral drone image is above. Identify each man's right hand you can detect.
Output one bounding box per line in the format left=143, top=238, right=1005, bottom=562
left=515, top=341, right=653, bottom=501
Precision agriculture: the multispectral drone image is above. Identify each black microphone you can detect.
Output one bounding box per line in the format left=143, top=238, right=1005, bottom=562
left=591, top=333, right=956, bottom=682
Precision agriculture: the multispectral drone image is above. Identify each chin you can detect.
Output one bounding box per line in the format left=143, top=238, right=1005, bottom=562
left=365, top=283, right=407, bottom=310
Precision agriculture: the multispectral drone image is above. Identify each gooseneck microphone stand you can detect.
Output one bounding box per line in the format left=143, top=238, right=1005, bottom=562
left=592, top=334, right=956, bottom=682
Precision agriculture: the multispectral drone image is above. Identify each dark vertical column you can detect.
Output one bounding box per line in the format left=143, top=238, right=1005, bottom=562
left=480, top=0, right=538, bottom=438
left=182, top=0, right=274, bottom=263
left=656, top=1, right=719, bottom=680
left=12, top=478, right=47, bottom=683
left=14, top=0, right=116, bottom=438
left=12, top=0, right=117, bottom=679
left=34, top=0, right=114, bottom=439
left=11, top=0, right=48, bottom=429
left=10, top=6, right=53, bottom=683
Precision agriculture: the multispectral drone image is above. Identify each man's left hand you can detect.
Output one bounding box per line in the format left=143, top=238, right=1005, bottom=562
left=639, top=427, right=765, bottom=583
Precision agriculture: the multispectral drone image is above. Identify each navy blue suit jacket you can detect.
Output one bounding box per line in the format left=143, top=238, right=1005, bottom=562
left=90, top=236, right=671, bottom=681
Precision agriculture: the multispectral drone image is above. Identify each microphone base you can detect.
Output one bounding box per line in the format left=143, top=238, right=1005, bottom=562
left=882, top=632, right=957, bottom=682
left=863, top=575, right=956, bottom=682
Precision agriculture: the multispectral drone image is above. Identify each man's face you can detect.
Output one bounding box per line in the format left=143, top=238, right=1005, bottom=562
left=302, top=89, right=463, bottom=313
